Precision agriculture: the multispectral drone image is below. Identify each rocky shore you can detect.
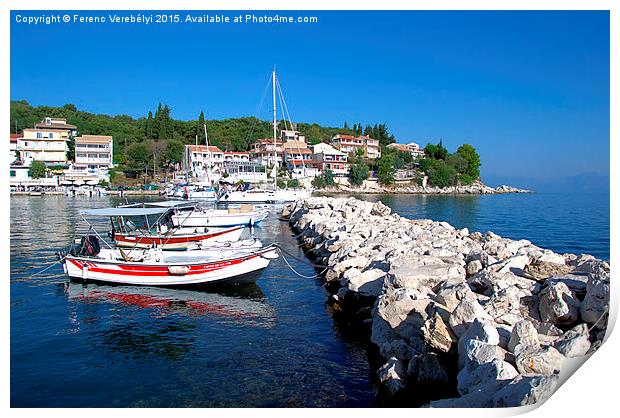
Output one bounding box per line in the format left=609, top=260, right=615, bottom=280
left=322, top=180, right=530, bottom=195
left=282, top=197, right=610, bottom=407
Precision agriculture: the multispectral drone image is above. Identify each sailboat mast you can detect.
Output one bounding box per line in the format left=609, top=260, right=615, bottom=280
left=204, top=123, right=211, bottom=185
left=272, top=69, right=277, bottom=189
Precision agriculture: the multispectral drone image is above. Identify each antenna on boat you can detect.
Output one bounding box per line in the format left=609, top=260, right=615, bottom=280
left=204, top=122, right=212, bottom=187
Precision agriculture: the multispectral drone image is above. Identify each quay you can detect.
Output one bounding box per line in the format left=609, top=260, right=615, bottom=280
left=282, top=197, right=610, bottom=407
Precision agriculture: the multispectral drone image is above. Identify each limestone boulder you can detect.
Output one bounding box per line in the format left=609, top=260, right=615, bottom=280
left=508, top=320, right=539, bottom=353
left=457, top=359, right=518, bottom=395
left=514, top=345, right=564, bottom=376
left=377, top=357, right=407, bottom=396
left=449, top=297, right=493, bottom=338
left=580, top=266, right=610, bottom=329
left=538, top=282, right=580, bottom=326
left=491, top=375, right=559, bottom=407
left=554, top=324, right=591, bottom=358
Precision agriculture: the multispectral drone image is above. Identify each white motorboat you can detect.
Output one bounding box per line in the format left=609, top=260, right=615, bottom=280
left=171, top=205, right=270, bottom=227
left=61, top=241, right=278, bottom=286
left=81, top=206, right=245, bottom=251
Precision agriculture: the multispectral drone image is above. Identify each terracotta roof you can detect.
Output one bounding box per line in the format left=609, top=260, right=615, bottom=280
left=256, top=138, right=283, bottom=145
left=10, top=134, right=21, bottom=142
left=187, top=145, right=224, bottom=154
left=224, top=151, right=250, bottom=155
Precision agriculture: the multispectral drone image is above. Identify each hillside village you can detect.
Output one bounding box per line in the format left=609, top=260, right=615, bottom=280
left=10, top=103, right=481, bottom=194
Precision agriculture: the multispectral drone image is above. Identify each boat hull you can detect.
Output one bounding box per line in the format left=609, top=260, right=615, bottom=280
left=171, top=209, right=270, bottom=227
left=114, top=226, right=244, bottom=250
left=220, top=189, right=311, bottom=203
left=63, top=248, right=277, bottom=286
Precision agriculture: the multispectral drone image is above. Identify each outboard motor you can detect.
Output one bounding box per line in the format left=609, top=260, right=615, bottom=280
left=70, top=235, right=101, bottom=257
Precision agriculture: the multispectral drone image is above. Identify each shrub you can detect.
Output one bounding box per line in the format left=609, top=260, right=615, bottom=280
left=312, top=175, right=326, bottom=189
left=287, top=179, right=300, bottom=188
left=426, top=159, right=457, bottom=187
left=349, top=158, right=369, bottom=186
left=28, top=161, right=46, bottom=179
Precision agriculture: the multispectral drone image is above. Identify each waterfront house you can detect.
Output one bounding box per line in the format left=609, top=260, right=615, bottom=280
left=183, top=144, right=225, bottom=178
left=10, top=133, right=20, bottom=163
left=280, top=129, right=306, bottom=143
left=387, top=142, right=425, bottom=159
left=312, top=143, right=350, bottom=176
left=330, top=134, right=381, bottom=159
left=18, top=117, right=77, bottom=166
left=250, top=138, right=284, bottom=167
left=282, top=141, right=320, bottom=178
left=70, top=135, right=114, bottom=181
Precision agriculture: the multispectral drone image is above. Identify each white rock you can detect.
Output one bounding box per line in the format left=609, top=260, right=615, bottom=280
left=508, top=320, right=539, bottom=353
left=515, top=345, right=564, bottom=376
left=492, top=375, right=559, bottom=407
left=377, top=357, right=407, bottom=395
left=457, top=359, right=519, bottom=395
left=459, top=339, right=507, bottom=370
left=554, top=324, right=591, bottom=358
left=346, top=268, right=387, bottom=297
left=449, top=297, right=493, bottom=338
left=538, top=282, right=580, bottom=326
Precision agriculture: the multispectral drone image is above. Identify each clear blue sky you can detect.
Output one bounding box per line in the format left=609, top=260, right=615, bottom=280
left=10, top=10, right=610, bottom=186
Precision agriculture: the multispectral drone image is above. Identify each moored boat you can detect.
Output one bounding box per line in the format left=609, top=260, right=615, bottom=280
left=61, top=240, right=278, bottom=286
left=171, top=205, right=270, bottom=227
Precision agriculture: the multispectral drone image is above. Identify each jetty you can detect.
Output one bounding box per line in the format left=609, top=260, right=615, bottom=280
left=282, top=197, right=610, bottom=407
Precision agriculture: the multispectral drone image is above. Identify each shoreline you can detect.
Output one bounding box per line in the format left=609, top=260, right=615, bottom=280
left=316, top=181, right=532, bottom=195
left=282, top=196, right=609, bottom=407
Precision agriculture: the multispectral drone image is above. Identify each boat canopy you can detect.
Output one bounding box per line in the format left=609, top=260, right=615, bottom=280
left=80, top=207, right=170, bottom=217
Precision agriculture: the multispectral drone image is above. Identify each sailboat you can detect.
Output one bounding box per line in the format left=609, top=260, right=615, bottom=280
left=187, top=124, right=217, bottom=200
left=219, top=69, right=311, bottom=204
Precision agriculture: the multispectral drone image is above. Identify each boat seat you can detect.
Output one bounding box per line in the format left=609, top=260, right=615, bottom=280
left=118, top=248, right=143, bottom=262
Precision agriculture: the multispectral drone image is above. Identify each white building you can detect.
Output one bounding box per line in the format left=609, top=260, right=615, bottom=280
left=250, top=139, right=284, bottom=167
left=280, top=129, right=306, bottom=143
left=69, top=135, right=114, bottom=181
left=330, top=134, right=381, bottom=159
left=17, top=117, right=77, bottom=166
left=387, top=142, right=425, bottom=159
left=10, top=134, right=20, bottom=163
left=312, top=143, right=350, bottom=176
left=184, top=145, right=225, bottom=178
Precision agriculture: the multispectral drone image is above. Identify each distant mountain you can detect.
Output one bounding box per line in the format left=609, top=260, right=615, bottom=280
left=484, top=172, right=610, bottom=193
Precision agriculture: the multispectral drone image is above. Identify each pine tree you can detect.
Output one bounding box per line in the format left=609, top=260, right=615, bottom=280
left=344, top=121, right=349, bottom=130
left=197, top=111, right=206, bottom=143
left=352, top=123, right=357, bottom=134
left=145, top=111, right=153, bottom=139
left=152, top=103, right=163, bottom=140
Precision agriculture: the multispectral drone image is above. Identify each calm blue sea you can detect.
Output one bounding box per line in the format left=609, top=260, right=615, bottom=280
left=10, top=192, right=609, bottom=407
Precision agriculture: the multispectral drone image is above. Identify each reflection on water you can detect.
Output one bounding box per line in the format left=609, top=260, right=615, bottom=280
left=11, top=195, right=376, bottom=407
left=64, top=282, right=276, bottom=327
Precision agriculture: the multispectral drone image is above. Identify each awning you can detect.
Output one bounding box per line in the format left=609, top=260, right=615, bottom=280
left=86, top=180, right=99, bottom=186
left=60, top=181, right=74, bottom=185
left=73, top=180, right=85, bottom=186
left=80, top=207, right=170, bottom=217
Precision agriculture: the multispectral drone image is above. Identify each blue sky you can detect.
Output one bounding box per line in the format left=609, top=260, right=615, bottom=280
left=10, top=11, right=610, bottom=186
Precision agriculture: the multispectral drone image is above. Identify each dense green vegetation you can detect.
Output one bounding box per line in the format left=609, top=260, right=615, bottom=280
left=11, top=100, right=398, bottom=181
left=420, top=141, right=481, bottom=187
left=312, top=169, right=336, bottom=189
left=28, top=161, right=46, bottom=178
left=349, top=155, right=370, bottom=186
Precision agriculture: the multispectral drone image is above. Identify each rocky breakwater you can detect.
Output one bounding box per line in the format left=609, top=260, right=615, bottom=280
left=334, top=180, right=531, bottom=195
left=282, top=197, right=610, bottom=407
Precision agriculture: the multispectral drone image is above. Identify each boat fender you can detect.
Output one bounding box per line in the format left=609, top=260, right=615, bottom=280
left=82, top=263, right=89, bottom=281
left=168, top=265, right=190, bottom=275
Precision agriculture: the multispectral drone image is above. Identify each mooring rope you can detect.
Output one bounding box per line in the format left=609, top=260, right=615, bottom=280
left=274, top=243, right=329, bottom=268
left=277, top=250, right=329, bottom=279
left=31, top=255, right=65, bottom=277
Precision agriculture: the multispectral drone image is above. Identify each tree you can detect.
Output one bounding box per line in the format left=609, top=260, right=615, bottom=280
left=165, top=139, right=184, bottom=167
left=456, top=144, right=481, bottom=179
left=426, top=159, right=457, bottom=187
left=197, top=111, right=206, bottom=143
left=376, top=154, right=395, bottom=185
left=446, top=153, right=468, bottom=173
left=28, top=161, right=46, bottom=179
left=145, top=111, right=154, bottom=139
left=126, top=142, right=150, bottom=177
left=323, top=169, right=335, bottom=186
left=349, top=157, right=369, bottom=186
left=66, top=135, right=75, bottom=162
left=63, top=103, right=77, bottom=112
left=343, top=121, right=349, bottom=130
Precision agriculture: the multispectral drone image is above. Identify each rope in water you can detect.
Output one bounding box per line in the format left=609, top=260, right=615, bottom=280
left=274, top=243, right=330, bottom=269
left=31, top=255, right=65, bottom=276
left=277, top=250, right=329, bottom=279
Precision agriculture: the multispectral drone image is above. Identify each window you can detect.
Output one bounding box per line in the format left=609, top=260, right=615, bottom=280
left=48, top=132, right=54, bottom=139
left=36, top=133, right=42, bottom=139
left=10, top=170, right=15, bottom=177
